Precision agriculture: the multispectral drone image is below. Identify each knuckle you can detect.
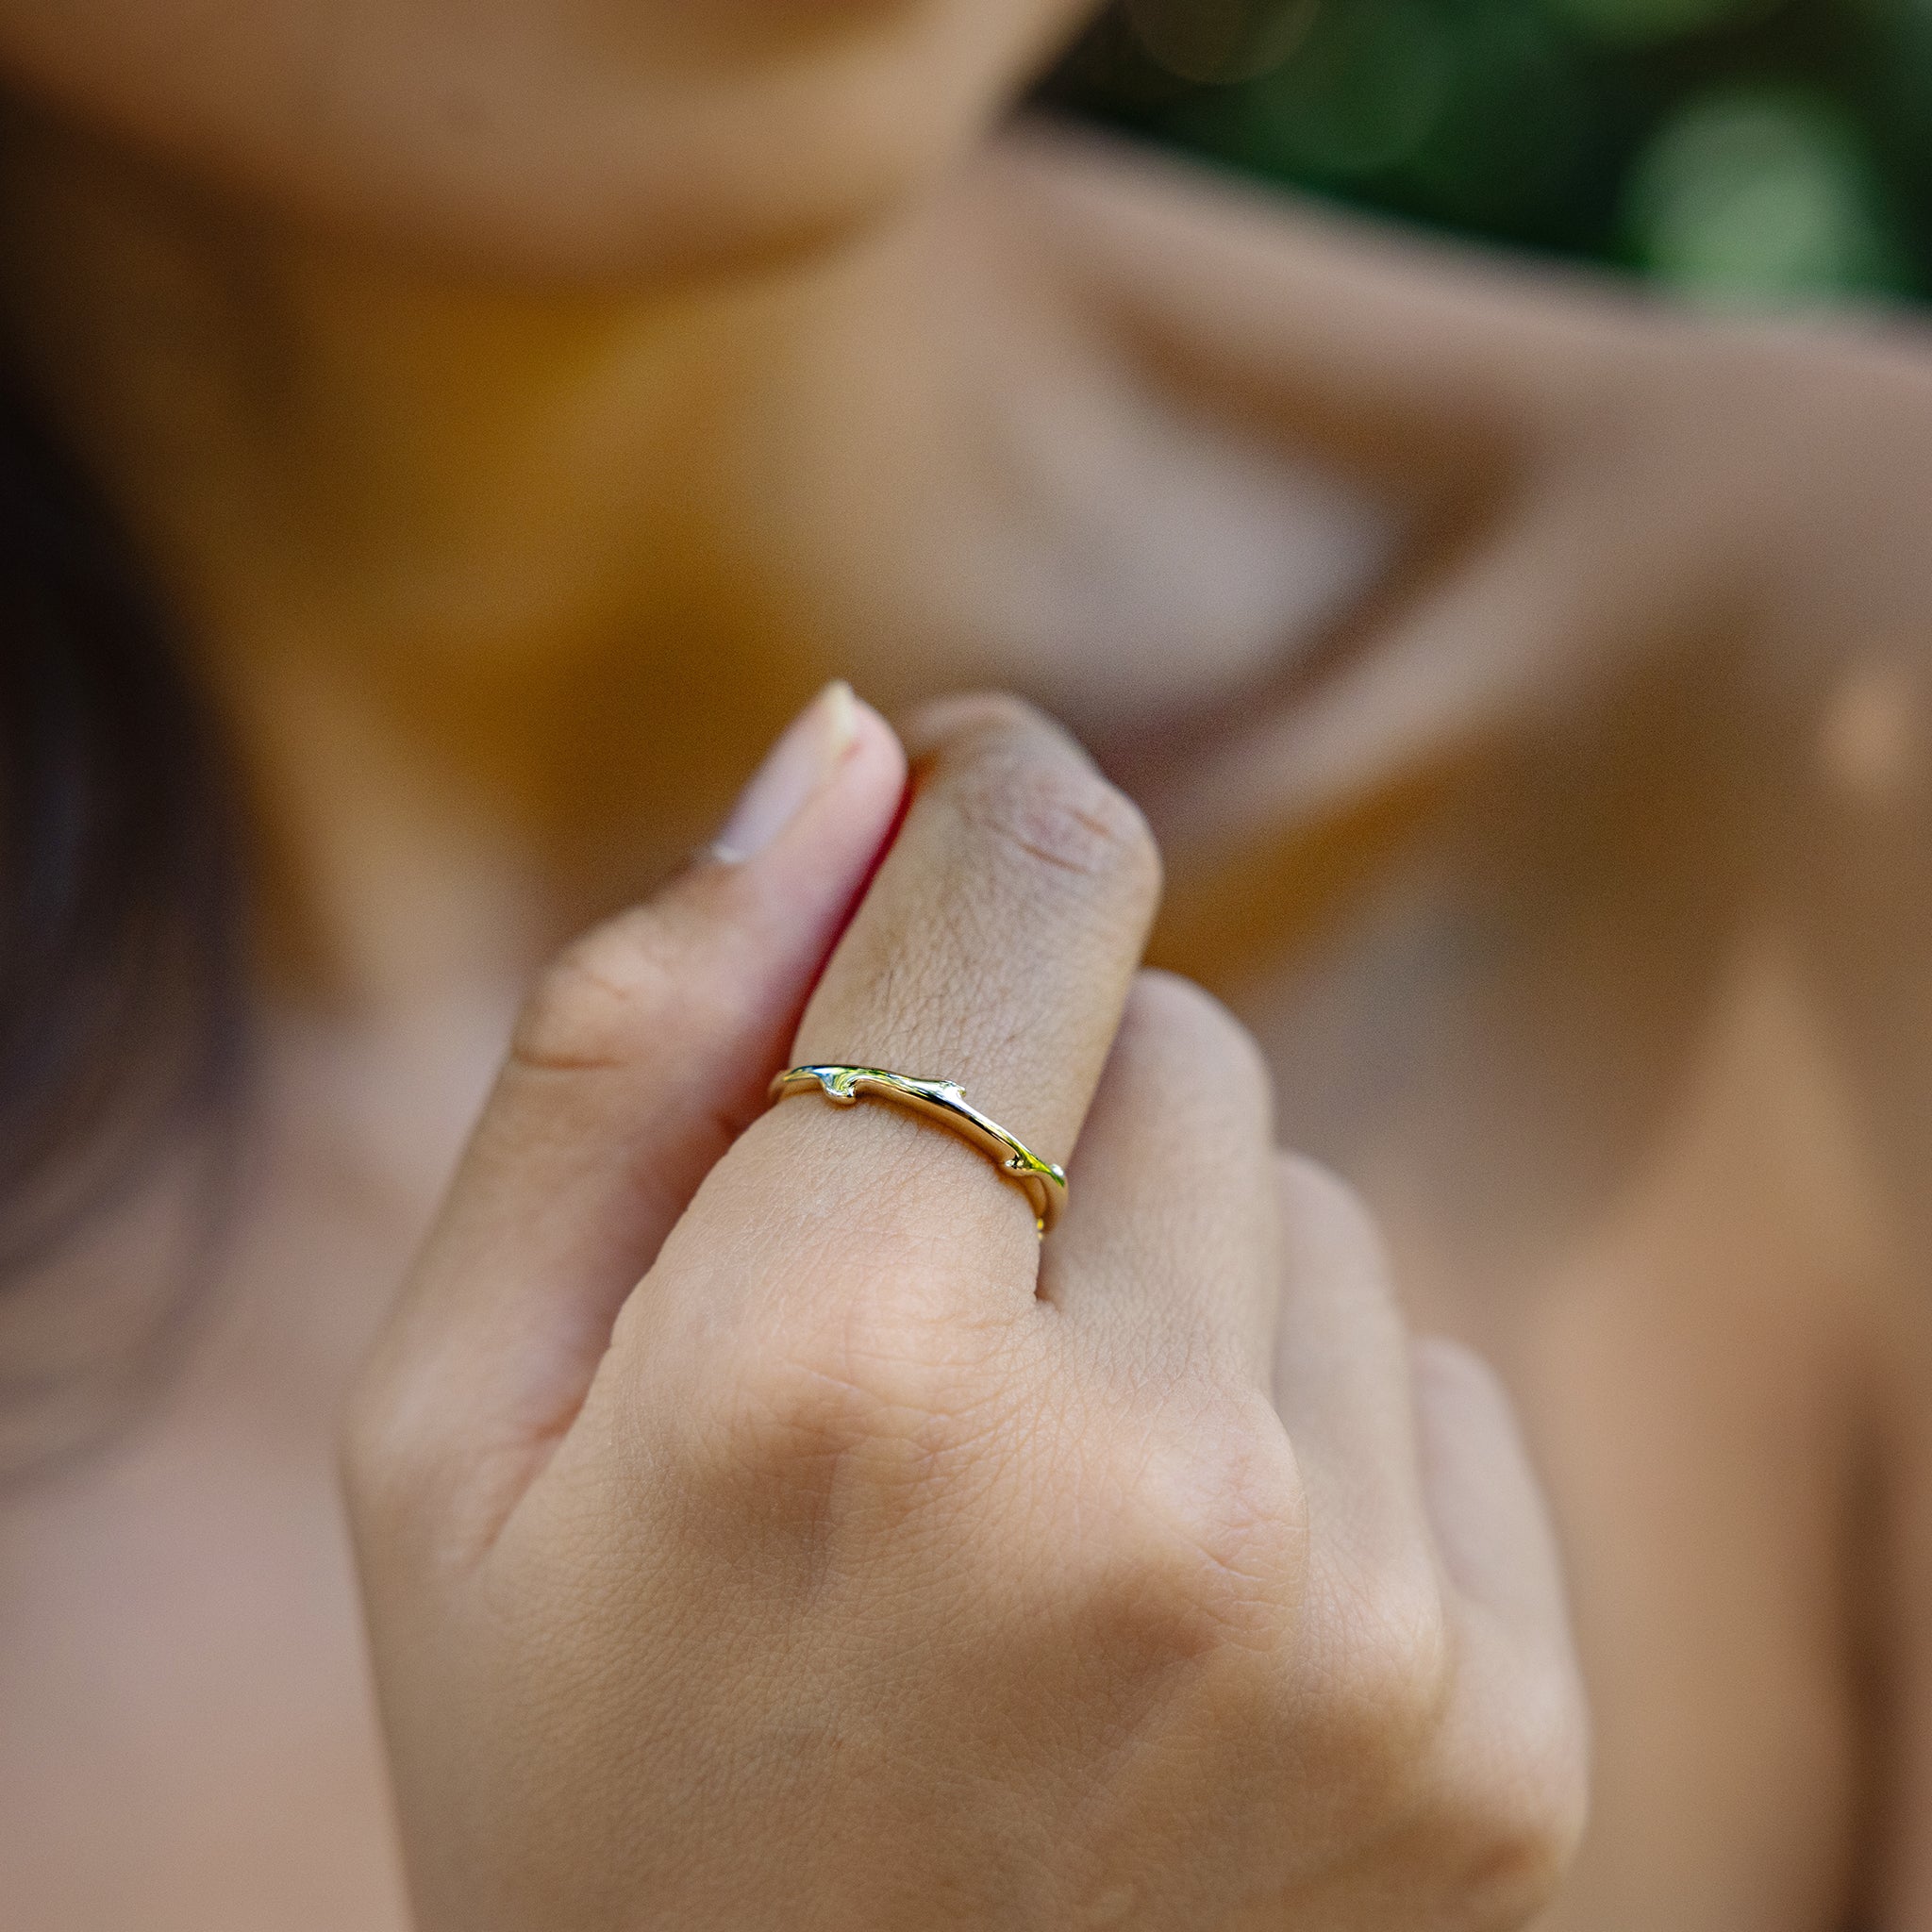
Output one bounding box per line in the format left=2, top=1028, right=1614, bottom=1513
left=1276, top=1154, right=1406, bottom=1338
left=510, top=907, right=685, bottom=1074
left=686, top=1294, right=1012, bottom=1512
left=1410, top=1334, right=1511, bottom=1417
left=1081, top=1394, right=1307, bottom=1663
left=906, top=688, right=1046, bottom=749
left=1460, top=1654, right=1591, bottom=1918
left=1124, top=971, right=1273, bottom=1109
left=1428, top=1712, right=1590, bottom=1929
left=1306, top=1556, right=1456, bottom=1810
left=943, top=721, right=1162, bottom=908
left=1278, top=1153, right=1388, bottom=1263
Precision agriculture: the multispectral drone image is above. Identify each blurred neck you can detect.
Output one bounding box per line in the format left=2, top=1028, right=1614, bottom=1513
left=0, top=106, right=855, bottom=1002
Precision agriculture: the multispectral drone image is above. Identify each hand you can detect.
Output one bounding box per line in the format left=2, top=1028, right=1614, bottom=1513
left=344, top=691, right=1586, bottom=1929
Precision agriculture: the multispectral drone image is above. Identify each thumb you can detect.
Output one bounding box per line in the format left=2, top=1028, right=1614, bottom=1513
left=353, top=682, right=907, bottom=1521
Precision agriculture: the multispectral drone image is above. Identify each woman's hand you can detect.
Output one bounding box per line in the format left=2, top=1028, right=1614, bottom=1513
left=343, top=690, right=1586, bottom=1930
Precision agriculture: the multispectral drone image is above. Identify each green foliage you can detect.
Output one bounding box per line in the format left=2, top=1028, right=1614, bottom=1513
left=1046, top=0, right=1932, bottom=303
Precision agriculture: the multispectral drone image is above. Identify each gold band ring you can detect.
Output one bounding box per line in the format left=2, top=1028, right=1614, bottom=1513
left=768, top=1065, right=1068, bottom=1234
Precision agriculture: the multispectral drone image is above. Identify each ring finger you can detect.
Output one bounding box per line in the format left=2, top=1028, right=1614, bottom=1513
left=689, top=694, right=1165, bottom=1291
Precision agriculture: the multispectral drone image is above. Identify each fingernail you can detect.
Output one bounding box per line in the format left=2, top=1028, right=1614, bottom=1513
left=711, top=681, right=859, bottom=862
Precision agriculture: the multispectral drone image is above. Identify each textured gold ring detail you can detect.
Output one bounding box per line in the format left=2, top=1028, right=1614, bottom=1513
left=768, top=1065, right=1068, bottom=1234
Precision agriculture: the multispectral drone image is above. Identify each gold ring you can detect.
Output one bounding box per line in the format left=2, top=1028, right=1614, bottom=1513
left=768, top=1065, right=1068, bottom=1234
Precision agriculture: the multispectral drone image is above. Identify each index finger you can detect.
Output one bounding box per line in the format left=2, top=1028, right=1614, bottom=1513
left=751, top=694, right=1162, bottom=1274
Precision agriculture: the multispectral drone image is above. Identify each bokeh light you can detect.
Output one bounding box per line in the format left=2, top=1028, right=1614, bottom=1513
left=1624, top=85, right=1914, bottom=303
left=1047, top=0, right=1932, bottom=304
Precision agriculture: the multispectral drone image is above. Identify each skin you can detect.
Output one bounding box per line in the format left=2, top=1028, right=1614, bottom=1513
left=349, top=693, right=1582, bottom=1930
left=0, top=0, right=1927, bottom=1924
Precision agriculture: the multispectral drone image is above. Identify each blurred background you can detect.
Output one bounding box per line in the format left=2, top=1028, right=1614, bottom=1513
left=1046, top=0, right=1932, bottom=306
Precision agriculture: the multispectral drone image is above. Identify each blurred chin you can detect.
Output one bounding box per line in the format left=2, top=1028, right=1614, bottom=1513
left=398, top=60, right=994, bottom=279
left=301, top=108, right=944, bottom=283
left=0, top=0, right=1080, bottom=279
left=402, top=0, right=1091, bottom=277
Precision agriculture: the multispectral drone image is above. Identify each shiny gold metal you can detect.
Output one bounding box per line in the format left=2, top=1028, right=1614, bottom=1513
left=768, top=1065, right=1068, bottom=1234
